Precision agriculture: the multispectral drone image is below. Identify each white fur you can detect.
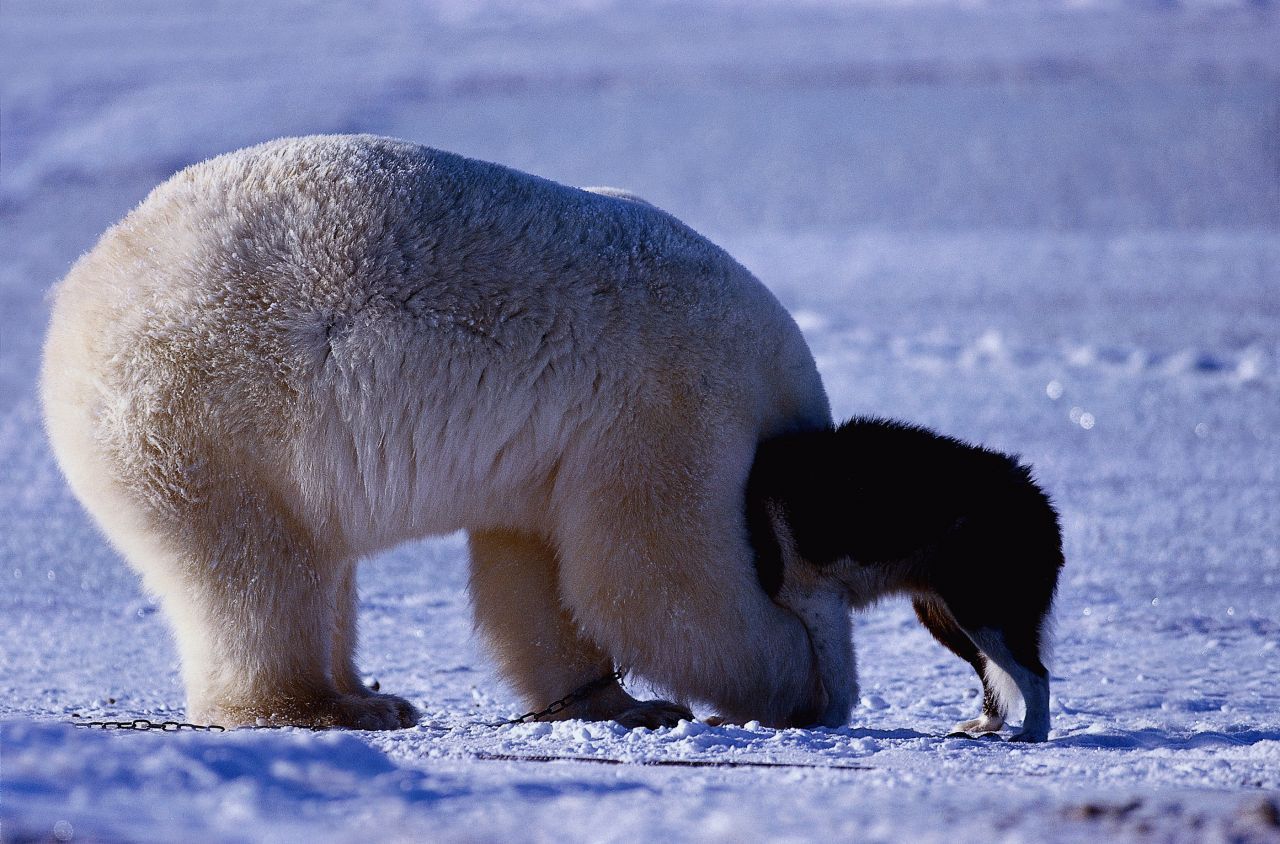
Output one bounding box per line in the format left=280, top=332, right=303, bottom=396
left=581, top=186, right=656, bottom=207
left=953, top=712, right=1006, bottom=735
left=41, top=134, right=837, bottom=729
left=767, top=503, right=855, bottom=727
left=966, top=629, right=1051, bottom=742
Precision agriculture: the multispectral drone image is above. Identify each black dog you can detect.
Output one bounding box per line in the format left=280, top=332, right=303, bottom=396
left=747, top=417, right=1064, bottom=741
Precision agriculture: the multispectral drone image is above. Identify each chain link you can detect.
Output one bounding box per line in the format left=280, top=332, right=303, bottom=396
left=69, top=669, right=626, bottom=732
left=74, top=718, right=226, bottom=732
left=494, top=668, right=626, bottom=727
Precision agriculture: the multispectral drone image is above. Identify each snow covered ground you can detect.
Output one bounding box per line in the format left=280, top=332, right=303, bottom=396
left=2, top=1, right=1278, bottom=841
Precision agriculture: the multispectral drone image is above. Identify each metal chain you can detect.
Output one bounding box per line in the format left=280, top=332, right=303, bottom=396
left=68, top=669, right=626, bottom=732
left=74, top=718, right=226, bottom=732
left=493, top=668, right=627, bottom=727
left=68, top=709, right=883, bottom=773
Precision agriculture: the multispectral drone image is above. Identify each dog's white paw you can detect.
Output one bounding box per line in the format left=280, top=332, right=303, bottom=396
left=1007, top=728, right=1049, bottom=743
left=952, top=714, right=1005, bottom=735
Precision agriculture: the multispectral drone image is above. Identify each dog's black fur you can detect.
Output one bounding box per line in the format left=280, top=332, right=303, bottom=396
left=746, top=417, right=1064, bottom=737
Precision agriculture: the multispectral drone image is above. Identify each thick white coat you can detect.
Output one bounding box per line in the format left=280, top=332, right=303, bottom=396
left=41, top=135, right=838, bottom=728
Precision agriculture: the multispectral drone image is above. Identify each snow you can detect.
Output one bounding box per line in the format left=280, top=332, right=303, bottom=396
left=2, top=0, right=1278, bottom=841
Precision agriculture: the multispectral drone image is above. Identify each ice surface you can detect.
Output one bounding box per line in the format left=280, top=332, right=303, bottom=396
left=2, top=1, right=1277, bottom=842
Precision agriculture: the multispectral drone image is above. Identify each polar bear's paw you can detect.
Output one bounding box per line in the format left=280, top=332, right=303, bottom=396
left=296, top=692, right=420, bottom=730
left=289, top=692, right=419, bottom=730
left=613, top=700, right=694, bottom=730
left=204, top=691, right=420, bottom=730
left=362, top=692, right=421, bottom=729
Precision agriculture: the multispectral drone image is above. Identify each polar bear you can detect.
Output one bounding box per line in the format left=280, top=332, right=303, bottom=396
left=41, top=134, right=842, bottom=730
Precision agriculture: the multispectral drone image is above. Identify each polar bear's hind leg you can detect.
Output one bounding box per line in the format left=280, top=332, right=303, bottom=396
left=123, top=470, right=414, bottom=730
left=330, top=559, right=419, bottom=725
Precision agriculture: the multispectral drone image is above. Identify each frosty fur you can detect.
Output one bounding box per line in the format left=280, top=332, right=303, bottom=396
left=41, top=134, right=837, bottom=730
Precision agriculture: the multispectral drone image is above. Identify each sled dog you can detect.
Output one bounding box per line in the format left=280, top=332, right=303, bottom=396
left=747, top=418, right=1064, bottom=741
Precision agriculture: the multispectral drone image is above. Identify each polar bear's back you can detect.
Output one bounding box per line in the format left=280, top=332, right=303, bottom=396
left=52, top=134, right=786, bottom=387
left=43, top=135, right=829, bottom=553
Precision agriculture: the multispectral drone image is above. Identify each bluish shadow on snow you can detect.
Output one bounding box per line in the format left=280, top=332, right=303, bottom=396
left=3, top=720, right=673, bottom=814
left=1052, top=728, right=1280, bottom=750
left=0, top=720, right=469, bottom=809
left=831, top=727, right=935, bottom=741
left=509, top=780, right=657, bottom=799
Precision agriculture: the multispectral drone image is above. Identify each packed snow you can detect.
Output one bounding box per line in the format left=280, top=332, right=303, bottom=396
left=2, top=1, right=1277, bottom=841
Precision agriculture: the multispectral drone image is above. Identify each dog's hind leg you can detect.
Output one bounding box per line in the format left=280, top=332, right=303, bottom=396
left=961, top=623, right=1051, bottom=742
left=931, top=505, right=1060, bottom=742
left=928, top=556, right=1053, bottom=741
left=912, top=596, right=1005, bottom=734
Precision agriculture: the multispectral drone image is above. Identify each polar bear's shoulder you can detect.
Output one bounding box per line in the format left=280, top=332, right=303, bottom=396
left=162, top=134, right=446, bottom=197
left=580, top=186, right=656, bottom=208
left=161, top=136, right=673, bottom=239
left=173, top=136, right=666, bottom=222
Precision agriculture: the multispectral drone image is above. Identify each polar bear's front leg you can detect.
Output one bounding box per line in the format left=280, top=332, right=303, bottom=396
left=551, top=473, right=830, bottom=729
left=469, top=529, right=693, bottom=727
